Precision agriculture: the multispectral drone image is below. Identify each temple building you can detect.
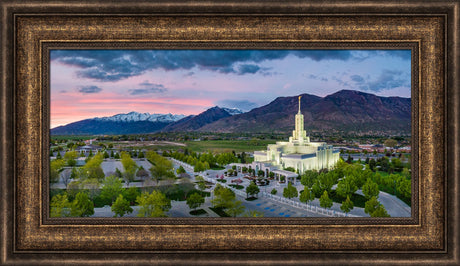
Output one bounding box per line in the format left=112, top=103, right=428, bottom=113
left=253, top=96, right=340, bottom=173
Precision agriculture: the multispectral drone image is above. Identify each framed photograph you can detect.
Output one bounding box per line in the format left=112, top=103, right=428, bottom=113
left=1, top=0, right=459, bottom=264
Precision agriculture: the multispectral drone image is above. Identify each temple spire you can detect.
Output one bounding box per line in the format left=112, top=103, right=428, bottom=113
left=298, top=95, right=302, bottom=113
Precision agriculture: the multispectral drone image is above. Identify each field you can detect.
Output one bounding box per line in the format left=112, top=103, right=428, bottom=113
left=183, top=139, right=277, bottom=153
left=102, top=139, right=278, bottom=153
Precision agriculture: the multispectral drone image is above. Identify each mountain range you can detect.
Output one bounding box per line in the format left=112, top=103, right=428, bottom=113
left=51, top=90, right=411, bottom=136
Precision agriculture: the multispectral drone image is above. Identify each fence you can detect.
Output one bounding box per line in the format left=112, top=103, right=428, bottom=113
left=169, top=158, right=194, bottom=171
left=259, top=192, right=360, bottom=217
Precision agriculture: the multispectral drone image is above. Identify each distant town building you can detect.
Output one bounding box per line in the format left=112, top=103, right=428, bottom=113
left=75, top=144, right=102, bottom=154
left=253, top=96, right=340, bottom=173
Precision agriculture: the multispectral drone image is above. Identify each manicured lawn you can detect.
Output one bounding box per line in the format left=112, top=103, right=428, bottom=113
left=190, top=209, right=207, bottom=216
left=228, top=184, right=244, bottom=190
left=329, top=190, right=367, bottom=208
left=209, top=207, right=230, bottom=217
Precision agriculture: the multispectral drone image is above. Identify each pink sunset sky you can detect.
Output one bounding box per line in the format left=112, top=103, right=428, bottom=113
left=50, top=49, right=411, bottom=128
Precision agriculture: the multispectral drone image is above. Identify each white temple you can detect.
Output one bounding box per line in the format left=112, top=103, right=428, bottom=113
left=253, top=96, right=340, bottom=173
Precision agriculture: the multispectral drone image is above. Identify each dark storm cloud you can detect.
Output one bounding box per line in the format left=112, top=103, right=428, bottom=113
left=77, top=85, right=102, bottom=94
left=388, top=50, right=411, bottom=60
left=351, top=50, right=411, bottom=62
left=139, top=81, right=155, bottom=87
left=237, top=64, right=260, bottom=75
left=308, top=74, right=328, bottom=82
left=350, top=75, right=365, bottom=83
left=292, top=50, right=352, bottom=61
left=350, top=70, right=409, bottom=92
left=50, top=50, right=356, bottom=82
left=128, top=83, right=167, bottom=95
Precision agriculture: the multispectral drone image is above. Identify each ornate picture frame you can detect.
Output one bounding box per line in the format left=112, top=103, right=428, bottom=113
left=1, top=1, right=458, bottom=264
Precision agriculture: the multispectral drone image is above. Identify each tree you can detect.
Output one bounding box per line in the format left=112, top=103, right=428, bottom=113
left=270, top=188, right=277, bottom=195
left=82, top=153, right=105, bottom=181
left=371, top=204, right=391, bottom=217
left=111, top=194, right=133, bottom=217
left=362, top=178, right=379, bottom=200
left=136, top=190, right=171, bottom=217
left=245, top=181, right=260, bottom=198
left=391, top=158, right=403, bottom=172
left=226, top=200, right=245, bottom=217
left=211, top=186, right=235, bottom=208
left=176, top=165, right=186, bottom=174
left=123, top=187, right=140, bottom=204
left=364, top=196, right=380, bottom=215
left=115, top=168, right=123, bottom=178
left=194, top=161, right=205, bottom=172
left=346, top=155, right=353, bottom=164
left=64, top=150, right=78, bottom=167
left=186, top=192, right=205, bottom=211
left=384, top=138, right=398, bottom=148
left=121, top=152, right=138, bottom=187
left=81, top=178, right=100, bottom=199
left=369, top=158, right=376, bottom=172
left=317, top=172, right=335, bottom=193
left=216, top=152, right=237, bottom=166
left=138, top=151, right=144, bottom=158
left=402, top=168, right=411, bottom=179
left=283, top=182, right=298, bottom=199
left=300, top=170, right=318, bottom=188
left=319, top=191, right=333, bottom=209
left=335, top=178, right=358, bottom=199
left=61, top=168, right=73, bottom=189
left=380, top=156, right=390, bottom=172
left=240, top=151, right=248, bottom=163
left=150, top=162, right=175, bottom=185
left=396, top=178, right=411, bottom=203
left=50, top=193, right=71, bottom=217
left=50, top=159, right=66, bottom=183
left=340, top=195, right=354, bottom=214
left=66, top=180, right=81, bottom=201
left=299, top=187, right=315, bottom=205
left=195, top=176, right=207, bottom=191
left=70, top=192, right=94, bottom=217
left=103, top=151, right=109, bottom=159
left=136, top=167, right=149, bottom=184
left=100, top=175, right=124, bottom=204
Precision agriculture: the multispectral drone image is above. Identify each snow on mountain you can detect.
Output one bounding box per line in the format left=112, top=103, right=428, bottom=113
left=221, top=107, right=244, bottom=115
left=94, top=111, right=186, bottom=123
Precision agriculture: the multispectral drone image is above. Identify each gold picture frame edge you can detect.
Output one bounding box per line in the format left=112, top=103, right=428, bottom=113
left=1, top=0, right=458, bottom=265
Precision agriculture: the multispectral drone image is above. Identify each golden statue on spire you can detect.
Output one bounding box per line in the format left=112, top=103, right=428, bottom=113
left=298, top=95, right=302, bottom=113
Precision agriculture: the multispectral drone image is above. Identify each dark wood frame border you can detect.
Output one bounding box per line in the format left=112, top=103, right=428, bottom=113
left=1, top=1, right=459, bottom=265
